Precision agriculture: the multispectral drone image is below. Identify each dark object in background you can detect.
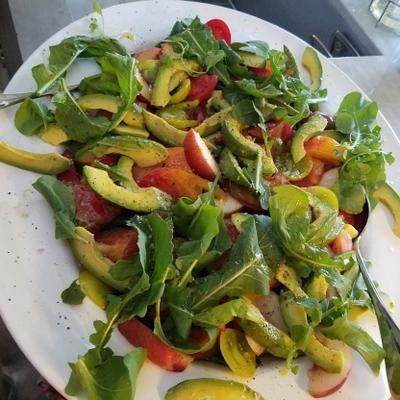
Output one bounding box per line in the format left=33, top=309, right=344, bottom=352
left=231, top=0, right=381, bottom=57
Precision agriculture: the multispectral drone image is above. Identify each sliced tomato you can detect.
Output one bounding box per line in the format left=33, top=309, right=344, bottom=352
left=72, top=182, right=122, bottom=233
left=206, top=19, right=232, bottom=45
left=138, top=168, right=209, bottom=201
left=188, top=104, right=207, bottom=124
left=95, top=109, right=113, bottom=119
left=57, top=162, right=81, bottom=184
left=134, top=47, right=161, bottom=61
left=187, top=74, right=218, bottom=103
left=250, top=62, right=272, bottom=78
left=224, top=218, right=240, bottom=242
left=190, top=327, right=219, bottom=360
left=118, top=318, right=193, bottom=372
left=330, top=230, right=353, bottom=255
left=265, top=173, right=290, bottom=187
left=304, top=136, right=345, bottom=165
left=246, top=127, right=263, bottom=141
left=228, top=182, right=261, bottom=210
left=95, top=228, right=139, bottom=261
left=268, top=121, right=293, bottom=143
left=338, top=210, right=355, bottom=226
left=295, top=158, right=325, bottom=187
left=133, top=147, right=192, bottom=182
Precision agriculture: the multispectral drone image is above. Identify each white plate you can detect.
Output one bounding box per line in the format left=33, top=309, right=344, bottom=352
left=1, top=1, right=399, bottom=399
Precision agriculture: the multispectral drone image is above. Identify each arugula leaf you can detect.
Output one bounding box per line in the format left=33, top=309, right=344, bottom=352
left=167, top=17, right=230, bottom=85
left=14, top=98, right=50, bottom=136
left=232, top=99, right=264, bottom=125
left=61, top=279, right=85, bottom=305
left=54, top=79, right=110, bottom=143
left=32, top=176, right=84, bottom=241
left=234, top=79, right=282, bottom=99
left=283, top=45, right=299, bottom=78
left=269, top=185, right=352, bottom=271
left=193, top=298, right=264, bottom=327
left=321, top=316, right=385, bottom=375
left=32, top=36, right=128, bottom=95
left=231, top=41, right=269, bottom=58
left=98, top=53, right=139, bottom=130
left=65, top=347, right=146, bottom=400
left=333, top=92, right=389, bottom=213
left=190, top=217, right=269, bottom=310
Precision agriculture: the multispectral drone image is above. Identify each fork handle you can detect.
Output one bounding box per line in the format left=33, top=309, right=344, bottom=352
left=355, top=242, right=400, bottom=397
left=0, top=94, right=34, bottom=110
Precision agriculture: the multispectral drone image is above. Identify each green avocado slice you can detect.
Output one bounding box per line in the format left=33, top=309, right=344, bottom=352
left=75, top=135, right=168, bottom=166
left=291, top=113, right=328, bottom=163
left=302, top=47, right=323, bottom=91
left=0, top=140, right=71, bottom=175
left=83, top=165, right=172, bottom=212
left=143, top=109, right=187, bottom=146
left=70, top=227, right=128, bottom=292
left=196, top=108, right=232, bottom=137
left=165, top=379, right=264, bottom=400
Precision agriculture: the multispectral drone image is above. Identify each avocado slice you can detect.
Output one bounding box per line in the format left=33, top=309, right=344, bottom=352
left=275, top=152, right=314, bottom=182
left=70, top=227, right=128, bottom=291
left=168, top=71, right=188, bottom=92
left=112, top=124, right=150, bottom=138
left=0, top=140, right=71, bottom=175
left=138, top=59, right=159, bottom=83
left=219, top=148, right=251, bottom=187
left=196, top=108, right=232, bottom=137
left=306, top=274, right=329, bottom=301
left=151, top=59, right=200, bottom=107
left=302, top=47, right=323, bottom=91
left=373, top=182, right=400, bottom=237
left=75, top=135, right=168, bottom=166
left=78, top=270, right=113, bottom=309
left=280, top=291, right=344, bottom=373
left=169, top=78, right=191, bottom=105
left=78, top=94, right=121, bottom=113
left=206, top=90, right=231, bottom=112
left=83, top=166, right=172, bottom=212
left=222, top=114, right=260, bottom=157
left=276, top=263, right=307, bottom=298
left=291, top=113, right=328, bottom=163
left=305, top=186, right=339, bottom=211
left=156, top=105, right=198, bottom=129
left=239, top=318, right=296, bottom=359
left=238, top=51, right=266, bottom=68
left=143, top=109, right=187, bottom=146
left=39, top=124, right=69, bottom=146
left=165, top=379, right=264, bottom=400
left=123, top=109, right=145, bottom=128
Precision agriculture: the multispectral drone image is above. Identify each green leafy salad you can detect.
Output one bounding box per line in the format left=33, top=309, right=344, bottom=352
left=2, top=9, right=400, bottom=400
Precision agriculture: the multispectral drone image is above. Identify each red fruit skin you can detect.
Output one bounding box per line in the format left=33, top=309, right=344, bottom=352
left=206, top=19, right=232, bottom=44
left=308, top=366, right=349, bottom=398
left=72, top=182, right=122, bottom=233
left=133, top=147, right=192, bottom=182
left=95, top=228, right=139, bottom=261
left=268, top=121, right=293, bottom=143
left=183, top=129, right=219, bottom=181
left=118, top=318, right=193, bottom=372
left=134, top=47, right=161, bottom=61
left=138, top=168, right=209, bottom=201
left=330, top=230, right=353, bottom=255
left=338, top=210, right=355, bottom=226
left=250, top=62, right=272, bottom=78
left=224, top=218, right=240, bottom=242
left=187, top=75, right=218, bottom=104
left=295, top=158, right=325, bottom=187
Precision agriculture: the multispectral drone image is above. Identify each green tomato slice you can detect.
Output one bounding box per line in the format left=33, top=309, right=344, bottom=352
left=220, top=328, right=256, bottom=378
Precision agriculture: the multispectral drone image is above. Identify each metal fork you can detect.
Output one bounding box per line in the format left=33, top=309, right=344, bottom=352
left=0, top=84, right=79, bottom=110
left=355, top=205, right=400, bottom=399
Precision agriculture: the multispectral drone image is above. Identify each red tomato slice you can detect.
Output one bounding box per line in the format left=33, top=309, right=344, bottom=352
left=206, top=19, right=231, bottom=45
left=72, top=182, right=122, bottom=233
left=250, top=62, right=272, bottom=78
left=187, top=74, right=218, bottom=103
left=227, top=182, right=262, bottom=210
left=138, top=168, right=209, bottom=201
left=265, top=173, right=290, bottom=187
left=57, top=162, right=81, bottom=184
left=338, top=210, right=355, bottom=226
left=95, top=228, right=139, bottom=261
left=118, top=318, right=193, bottom=372
left=268, top=121, right=293, bottom=143
left=134, top=47, right=161, bottom=61
left=133, top=147, right=192, bottom=182
left=295, top=158, right=325, bottom=187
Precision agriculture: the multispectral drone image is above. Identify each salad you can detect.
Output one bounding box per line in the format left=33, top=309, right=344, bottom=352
left=1, top=10, right=400, bottom=400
